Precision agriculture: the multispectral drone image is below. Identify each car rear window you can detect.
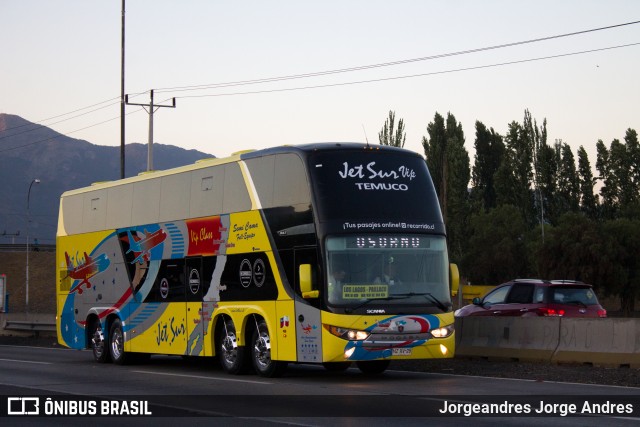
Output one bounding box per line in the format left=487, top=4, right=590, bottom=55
left=550, top=286, right=599, bottom=306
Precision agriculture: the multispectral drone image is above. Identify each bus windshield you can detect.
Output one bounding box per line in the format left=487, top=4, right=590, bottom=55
left=325, top=234, right=452, bottom=312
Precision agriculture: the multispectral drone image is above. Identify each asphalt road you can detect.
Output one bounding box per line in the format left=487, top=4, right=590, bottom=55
left=0, top=344, right=639, bottom=426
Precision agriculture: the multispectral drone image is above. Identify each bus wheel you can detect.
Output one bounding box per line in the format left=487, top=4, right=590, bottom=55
left=109, top=318, right=130, bottom=365
left=90, top=321, right=110, bottom=363
left=356, top=360, right=390, bottom=374
left=251, top=320, right=287, bottom=378
left=217, top=318, right=247, bottom=374
left=322, top=362, right=351, bottom=372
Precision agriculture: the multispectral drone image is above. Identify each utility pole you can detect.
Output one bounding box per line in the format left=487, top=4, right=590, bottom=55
left=120, top=0, right=126, bottom=179
left=26, top=178, right=40, bottom=314
left=125, top=90, right=176, bottom=171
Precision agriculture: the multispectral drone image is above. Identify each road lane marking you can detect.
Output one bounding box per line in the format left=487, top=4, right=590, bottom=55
left=133, top=370, right=273, bottom=385
left=0, top=358, right=52, bottom=365
left=0, top=344, right=71, bottom=351
left=389, top=369, right=640, bottom=390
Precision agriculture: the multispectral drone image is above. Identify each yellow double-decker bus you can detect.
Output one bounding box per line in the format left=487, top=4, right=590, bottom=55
left=56, top=143, right=459, bottom=376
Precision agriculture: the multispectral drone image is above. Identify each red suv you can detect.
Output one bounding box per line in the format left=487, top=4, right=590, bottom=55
left=455, top=279, right=607, bottom=318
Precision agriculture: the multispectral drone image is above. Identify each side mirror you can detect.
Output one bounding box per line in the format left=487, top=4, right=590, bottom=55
left=450, top=263, right=460, bottom=297
left=472, top=297, right=482, bottom=305
left=299, top=264, right=319, bottom=299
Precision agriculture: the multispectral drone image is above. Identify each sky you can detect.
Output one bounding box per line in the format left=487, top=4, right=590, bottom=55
left=2, top=1, right=640, bottom=169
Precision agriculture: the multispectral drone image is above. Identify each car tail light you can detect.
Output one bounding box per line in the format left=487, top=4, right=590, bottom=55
left=537, top=307, right=565, bottom=317
left=598, top=309, right=607, bottom=318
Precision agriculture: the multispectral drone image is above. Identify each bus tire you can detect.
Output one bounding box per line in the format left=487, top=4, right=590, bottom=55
left=217, top=318, right=247, bottom=374
left=90, top=320, right=111, bottom=363
left=356, top=360, right=390, bottom=374
left=322, top=362, right=351, bottom=372
left=109, top=318, right=131, bottom=365
left=251, top=320, right=287, bottom=378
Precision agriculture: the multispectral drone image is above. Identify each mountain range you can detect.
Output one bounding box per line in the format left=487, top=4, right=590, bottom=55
left=0, top=113, right=214, bottom=244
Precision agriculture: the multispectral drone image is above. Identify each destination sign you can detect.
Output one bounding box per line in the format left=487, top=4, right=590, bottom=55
left=344, top=235, right=430, bottom=249
left=342, top=284, right=389, bottom=299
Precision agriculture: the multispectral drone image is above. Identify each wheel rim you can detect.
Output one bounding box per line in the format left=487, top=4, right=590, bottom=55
left=253, top=328, right=271, bottom=370
left=92, top=325, right=105, bottom=358
left=111, top=327, right=124, bottom=360
left=221, top=330, right=238, bottom=367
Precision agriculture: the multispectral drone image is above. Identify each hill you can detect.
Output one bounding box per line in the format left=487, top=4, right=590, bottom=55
left=0, top=113, right=214, bottom=244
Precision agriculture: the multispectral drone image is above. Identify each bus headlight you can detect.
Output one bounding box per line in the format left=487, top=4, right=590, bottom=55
left=430, top=324, right=454, bottom=338
left=324, top=324, right=370, bottom=341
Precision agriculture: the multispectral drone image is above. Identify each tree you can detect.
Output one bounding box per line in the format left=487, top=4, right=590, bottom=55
left=601, top=218, right=640, bottom=316
left=577, top=146, right=597, bottom=218
left=423, top=112, right=447, bottom=214
left=528, top=113, right=557, bottom=231
left=471, top=121, right=504, bottom=213
left=445, top=127, right=470, bottom=263
left=422, top=112, right=469, bottom=262
left=596, top=139, right=617, bottom=219
left=494, top=119, right=535, bottom=225
left=462, top=205, right=530, bottom=284
left=611, top=139, right=634, bottom=208
left=534, top=141, right=557, bottom=226
left=625, top=128, right=640, bottom=197
left=555, top=142, right=580, bottom=214
left=537, top=213, right=603, bottom=284
left=596, top=137, right=637, bottom=218
left=378, top=110, right=406, bottom=148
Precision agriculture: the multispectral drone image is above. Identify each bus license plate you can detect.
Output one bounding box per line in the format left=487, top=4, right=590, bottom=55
left=392, top=348, right=412, bottom=356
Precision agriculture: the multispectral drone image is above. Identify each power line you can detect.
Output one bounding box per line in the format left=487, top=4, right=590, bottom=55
left=0, top=91, right=149, bottom=139
left=0, top=109, right=145, bottom=154
left=5, top=97, right=120, bottom=130
left=2, top=42, right=638, bottom=154
left=174, top=42, right=640, bottom=99
left=1, top=21, right=639, bottom=151
left=154, top=20, right=640, bottom=94
left=0, top=101, right=120, bottom=142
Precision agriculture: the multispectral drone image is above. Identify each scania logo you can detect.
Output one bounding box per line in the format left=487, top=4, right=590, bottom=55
left=366, top=309, right=386, bottom=314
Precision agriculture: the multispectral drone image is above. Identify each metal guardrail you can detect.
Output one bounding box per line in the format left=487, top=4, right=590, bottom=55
left=3, top=320, right=56, bottom=337
left=0, top=244, right=55, bottom=252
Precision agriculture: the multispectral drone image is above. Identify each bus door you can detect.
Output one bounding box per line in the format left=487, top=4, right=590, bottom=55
left=185, top=256, right=208, bottom=356
left=293, top=247, right=323, bottom=363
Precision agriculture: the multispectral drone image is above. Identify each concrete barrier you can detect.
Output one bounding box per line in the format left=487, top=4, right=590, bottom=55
left=456, top=316, right=560, bottom=362
left=552, top=318, right=640, bottom=368
left=455, top=316, right=640, bottom=368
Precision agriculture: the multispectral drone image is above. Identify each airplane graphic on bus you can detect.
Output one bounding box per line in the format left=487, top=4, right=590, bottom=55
left=64, top=251, right=111, bottom=294
left=126, top=228, right=167, bottom=264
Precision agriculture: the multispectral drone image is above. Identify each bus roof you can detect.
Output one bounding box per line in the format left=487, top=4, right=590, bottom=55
left=61, top=143, right=422, bottom=197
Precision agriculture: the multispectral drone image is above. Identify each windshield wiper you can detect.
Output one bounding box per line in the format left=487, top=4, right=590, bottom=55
left=344, top=292, right=450, bottom=313
left=421, top=293, right=451, bottom=312
left=393, top=292, right=450, bottom=312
